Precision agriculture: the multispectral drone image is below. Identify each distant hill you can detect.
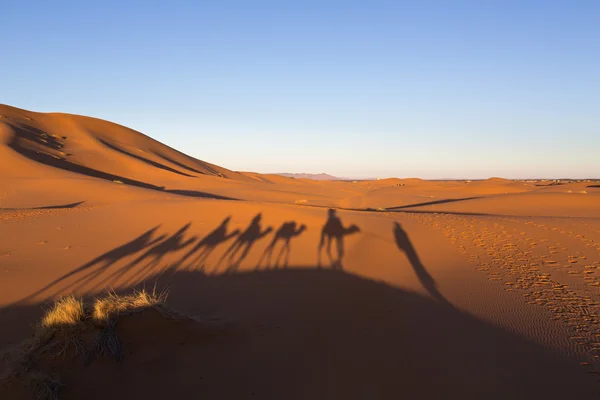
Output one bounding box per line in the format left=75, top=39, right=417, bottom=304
left=276, top=173, right=341, bottom=181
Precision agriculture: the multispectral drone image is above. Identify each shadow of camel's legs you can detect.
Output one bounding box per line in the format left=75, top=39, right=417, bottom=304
left=214, top=242, right=242, bottom=274
left=228, top=242, right=255, bottom=272
left=122, top=257, right=163, bottom=287
left=326, top=237, right=335, bottom=267
left=275, top=241, right=291, bottom=268
left=256, top=242, right=276, bottom=270
left=188, top=246, right=212, bottom=270
left=336, top=236, right=344, bottom=264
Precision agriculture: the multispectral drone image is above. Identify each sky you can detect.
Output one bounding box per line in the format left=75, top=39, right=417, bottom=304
left=2, top=0, right=599, bottom=179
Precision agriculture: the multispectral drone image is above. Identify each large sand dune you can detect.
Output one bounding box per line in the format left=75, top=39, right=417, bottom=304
left=1, top=105, right=600, bottom=398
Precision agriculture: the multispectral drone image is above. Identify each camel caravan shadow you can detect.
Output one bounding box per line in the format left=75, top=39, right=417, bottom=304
left=14, top=208, right=446, bottom=316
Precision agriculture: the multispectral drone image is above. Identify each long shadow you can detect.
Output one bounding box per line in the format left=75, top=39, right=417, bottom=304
left=216, top=213, right=273, bottom=273
left=166, top=190, right=237, bottom=201
left=14, top=226, right=167, bottom=304
left=2, top=239, right=598, bottom=397
left=588, top=185, right=600, bottom=188
left=14, top=219, right=242, bottom=306
left=386, top=196, right=481, bottom=210
left=7, top=267, right=585, bottom=398
left=393, top=222, right=449, bottom=304
left=156, top=147, right=223, bottom=177
left=256, top=221, right=306, bottom=269
left=153, top=150, right=207, bottom=175
left=94, top=223, right=196, bottom=289
left=176, top=217, right=240, bottom=271
left=2, top=201, right=85, bottom=211
left=303, top=203, right=497, bottom=218
left=318, top=208, right=360, bottom=269
left=98, top=138, right=195, bottom=177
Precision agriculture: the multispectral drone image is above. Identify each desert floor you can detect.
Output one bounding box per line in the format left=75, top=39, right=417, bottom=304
left=1, top=105, right=600, bottom=398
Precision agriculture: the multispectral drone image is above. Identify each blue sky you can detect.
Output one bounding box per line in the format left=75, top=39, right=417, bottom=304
left=2, top=0, right=599, bottom=179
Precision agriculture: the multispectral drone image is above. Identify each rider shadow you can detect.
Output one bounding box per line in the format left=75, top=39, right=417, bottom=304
left=176, top=216, right=240, bottom=271
left=318, top=209, right=360, bottom=270
left=393, top=222, right=450, bottom=304
left=215, top=213, right=273, bottom=274
left=256, top=221, right=307, bottom=269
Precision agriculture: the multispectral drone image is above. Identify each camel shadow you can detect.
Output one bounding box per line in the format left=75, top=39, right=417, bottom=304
left=96, top=223, right=196, bottom=288
left=256, top=221, right=307, bottom=269
left=176, top=217, right=240, bottom=271
left=216, top=213, right=273, bottom=273
left=318, top=209, right=360, bottom=270
left=14, top=226, right=167, bottom=303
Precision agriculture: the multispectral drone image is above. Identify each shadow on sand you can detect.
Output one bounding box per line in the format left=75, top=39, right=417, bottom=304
left=386, top=196, right=481, bottom=210
left=1, top=267, right=596, bottom=398
left=13, top=213, right=448, bottom=312
left=393, top=222, right=449, bottom=304
left=176, top=216, right=240, bottom=271
left=256, top=221, right=306, bottom=269
left=318, top=208, right=360, bottom=269
left=6, top=123, right=237, bottom=201
left=1, top=201, right=86, bottom=211
left=216, top=213, right=273, bottom=273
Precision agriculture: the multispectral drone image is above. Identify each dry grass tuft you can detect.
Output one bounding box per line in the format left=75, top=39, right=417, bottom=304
left=86, top=288, right=167, bottom=364
left=1, top=289, right=173, bottom=399
left=40, top=296, right=85, bottom=330
left=92, top=288, right=168, bottom=324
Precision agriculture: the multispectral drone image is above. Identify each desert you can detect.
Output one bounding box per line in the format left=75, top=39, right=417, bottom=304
left=3, top=1, right=600, bottom=398
left=1, top=104, right=599, bottom=399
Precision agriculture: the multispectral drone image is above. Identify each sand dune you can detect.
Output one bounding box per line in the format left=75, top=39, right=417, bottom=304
left=0, top=104, right=246, bottom=182
left=1, top=105, right=600, bottom=398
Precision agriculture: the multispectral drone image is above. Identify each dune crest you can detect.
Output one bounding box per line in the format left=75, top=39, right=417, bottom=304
left=0, top=104, right=253, bottom=186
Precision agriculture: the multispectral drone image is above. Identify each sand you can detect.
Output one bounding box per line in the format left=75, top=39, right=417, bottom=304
left=1, top=104, right=600, bottom=399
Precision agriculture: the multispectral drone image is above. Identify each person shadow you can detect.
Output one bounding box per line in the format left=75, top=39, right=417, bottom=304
left=216, top=213, right=273, bottom=273
left=393, top=222, right=450, bottom=304
left=14, top=225, right=167, bottom=303
left=177, top=217, right=240, bottom=271
left=256, top=221, right=307, bottom=269
left=318, top=209, right=360, bottom=270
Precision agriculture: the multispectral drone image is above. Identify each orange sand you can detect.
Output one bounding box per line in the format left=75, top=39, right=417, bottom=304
left=1, top=104, right=600, bottom=398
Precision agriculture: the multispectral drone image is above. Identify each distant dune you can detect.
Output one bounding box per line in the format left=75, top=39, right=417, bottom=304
left=275, top=172, right=342, bottom=180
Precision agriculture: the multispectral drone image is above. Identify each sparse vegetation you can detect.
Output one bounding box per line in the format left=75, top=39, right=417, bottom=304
left=0, top=289, right=173, bottom=400
left=92, top=289, right=168, bottom=324
left=40, top=295, right=85, bottom=330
